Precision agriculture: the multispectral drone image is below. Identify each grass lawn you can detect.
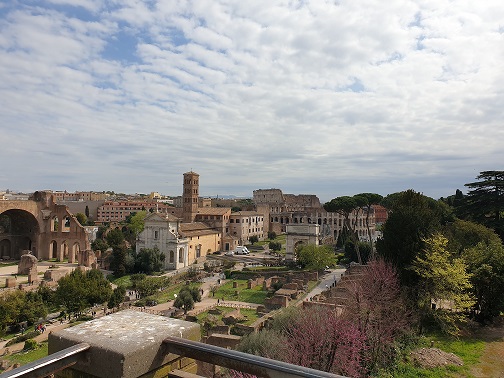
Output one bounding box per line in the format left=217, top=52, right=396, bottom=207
left=214, top=280, right=269, bottom=304
left=197, top=306, right=259, bottom=326
left=384, top=332, right=486, bottom=378
left=108, top=274, right=132, bottom=288
left=5, top=342, right=49, bottom=366
left=146, top=282, right=202, bottom=304
left=255, top=234, right=286, bottom=247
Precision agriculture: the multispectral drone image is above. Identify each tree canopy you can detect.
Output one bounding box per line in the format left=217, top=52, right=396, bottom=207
left=462, top=240, right=504, bottom=323
left=0, top=290, right=47, bottom=333
left=412, top=234, right=474, bottom=335
left=376, top=190, right=444, bottom=287
left=55, top=269, right=112, bottom=315
left=296, top=244, right=336, bottom=271
left=134, top=247, right=165, bottom=274
left=324, top=195, right=366, bottom=264
left=462, top=170, right=504, bottom=241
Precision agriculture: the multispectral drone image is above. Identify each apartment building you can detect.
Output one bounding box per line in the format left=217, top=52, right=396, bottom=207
left=229, top=211, right=265, bottom=245
left=96, top=201, right=181, bottom=223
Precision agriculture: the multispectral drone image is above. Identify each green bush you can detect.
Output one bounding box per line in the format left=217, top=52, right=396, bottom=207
left=23, top=339, right=38, bottom=350
left=134, top=298, right=147, bottom=307
left=6, top=331, right=40, bottom=346
left=268, top=231, right=277, bottom=240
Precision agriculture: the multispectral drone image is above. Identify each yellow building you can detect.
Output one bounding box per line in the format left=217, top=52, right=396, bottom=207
left=180, top=222, right=221, bottom=261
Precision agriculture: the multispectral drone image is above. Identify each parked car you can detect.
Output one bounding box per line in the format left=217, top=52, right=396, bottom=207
left=224, top=250, right=235, bottom=256
left=234, top=246, right=250, bottom=255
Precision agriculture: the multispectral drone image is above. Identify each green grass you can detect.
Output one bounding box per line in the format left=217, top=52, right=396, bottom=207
left=144, top=282, right=202, bottom=304
left=197, top=306, right=259, bottom=326
left=214, top=280, right=269, bottom=304
left=382, top=332, right=486, bottom=378
left=5, top=342, right=48, bottom=366
left=255, top=234, right=287, bottom=247
left=107, top=274, right=132, bottom=288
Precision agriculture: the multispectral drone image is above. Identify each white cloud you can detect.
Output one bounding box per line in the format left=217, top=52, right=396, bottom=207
left=0, top=0, right=502, bottom=198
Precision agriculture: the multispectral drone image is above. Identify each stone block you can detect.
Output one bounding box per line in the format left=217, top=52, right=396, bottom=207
left=49, top=310, right=200, bottom=378
left=5, top=277, right=16, bottom=288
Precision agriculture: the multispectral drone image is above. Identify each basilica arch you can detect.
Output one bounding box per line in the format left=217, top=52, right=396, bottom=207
left=0, top=191, right=90, bottom=260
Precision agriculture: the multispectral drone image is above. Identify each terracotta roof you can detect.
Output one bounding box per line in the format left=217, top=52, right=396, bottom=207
left=145, top=213, right=181, bottom=222
left=180, top=222, right=220, bottom=237
left=196, top=207, right=231, bottom=215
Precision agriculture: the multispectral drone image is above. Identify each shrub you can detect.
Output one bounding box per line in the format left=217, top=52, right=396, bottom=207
left=6, top=331, right=39, bottom=347
left=23, top=339, right=38, bottom=351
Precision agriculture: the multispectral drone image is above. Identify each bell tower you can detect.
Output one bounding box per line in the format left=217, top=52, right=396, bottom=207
left=182, top=171, right=199, bottom=223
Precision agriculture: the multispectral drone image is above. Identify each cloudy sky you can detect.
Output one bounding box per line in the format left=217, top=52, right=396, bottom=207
left=1, top=1, right=502, bottom=202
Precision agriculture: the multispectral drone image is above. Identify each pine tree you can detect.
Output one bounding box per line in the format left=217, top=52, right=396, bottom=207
left=462, top=170, right=504, bottom=241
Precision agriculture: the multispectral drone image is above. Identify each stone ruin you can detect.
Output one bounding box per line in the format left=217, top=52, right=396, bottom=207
left=18, top=250, right=38, bottom=275
left=78, top=250, right=98, bottom=268
left=17, top=251, right=39, bottom=285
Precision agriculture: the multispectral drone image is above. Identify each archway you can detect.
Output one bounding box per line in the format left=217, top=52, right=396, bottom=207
left=178, top=248, right=184, bottom=263
left=71, top=242, right=80, bottom=263
left=294, top=240, right=305, bottom=254
left=50, top=241, right=58, bottom=260
left=60, top=242, right=69, bottom=261
left=0, top=209, right=39, bottom=259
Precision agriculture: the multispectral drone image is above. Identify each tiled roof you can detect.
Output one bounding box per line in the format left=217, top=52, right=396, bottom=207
left=196, top=207, right=231, bottom=215
left=180, top=222, right=220, bottom=237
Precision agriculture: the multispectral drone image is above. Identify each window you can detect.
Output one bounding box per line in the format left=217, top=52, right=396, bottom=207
left=154, top=230, right=159, bottom=239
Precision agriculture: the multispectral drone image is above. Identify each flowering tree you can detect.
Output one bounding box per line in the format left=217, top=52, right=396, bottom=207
left=345, top=259, right=411, bottom=372
left=283, top=306, right=367, bottom=377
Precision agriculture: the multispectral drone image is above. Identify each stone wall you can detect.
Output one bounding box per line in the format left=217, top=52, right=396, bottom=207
left=264, top=295, right=289, bottom=310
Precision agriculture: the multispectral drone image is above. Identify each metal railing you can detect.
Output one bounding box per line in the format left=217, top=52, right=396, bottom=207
left=1, top=338, right=345, bottom=378
left=0, top=343, right=90, bottom=378
left=164, top=336, right=345, bottom=378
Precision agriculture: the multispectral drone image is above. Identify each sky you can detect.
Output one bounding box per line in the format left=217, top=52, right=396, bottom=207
left=0, top=1, right=503, bottom=202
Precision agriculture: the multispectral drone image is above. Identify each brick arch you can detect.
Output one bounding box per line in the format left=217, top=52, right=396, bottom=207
left=0, top=208, right=39, bottom=259
left=0, top=191, right=90, bottom=260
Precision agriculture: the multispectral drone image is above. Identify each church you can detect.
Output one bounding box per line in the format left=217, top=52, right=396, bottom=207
left=136, top=171, right=264, bottom=270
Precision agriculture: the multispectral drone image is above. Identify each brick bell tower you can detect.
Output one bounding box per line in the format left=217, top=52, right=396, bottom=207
left=182, top=171, right=199, bottom=223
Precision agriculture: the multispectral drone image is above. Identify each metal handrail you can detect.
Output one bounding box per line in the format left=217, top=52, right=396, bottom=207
left=0, top=337, right=346, bottom=378
left=164, top=336, right=345, bottom=378
left=0, top=343, right=90, bottom=378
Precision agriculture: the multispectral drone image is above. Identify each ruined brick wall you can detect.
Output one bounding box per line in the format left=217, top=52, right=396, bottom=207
left=264, top=295, right=289, bottom=310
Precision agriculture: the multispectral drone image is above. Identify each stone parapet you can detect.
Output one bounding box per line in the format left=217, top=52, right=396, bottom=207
left=49, top=310, right=200, bottom=378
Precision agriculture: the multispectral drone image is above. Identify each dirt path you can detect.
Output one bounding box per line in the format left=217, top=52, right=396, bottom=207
left=469, top=320, right=504, bottom=378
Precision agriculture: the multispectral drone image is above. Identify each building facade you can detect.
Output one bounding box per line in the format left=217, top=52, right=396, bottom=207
left=229, top=211, right=265, bottom=246
left=253, top=188, right=376, bottom=245
left=96, top=201, right=181, bottom=223
left=136, top=213, right=190, bottom=270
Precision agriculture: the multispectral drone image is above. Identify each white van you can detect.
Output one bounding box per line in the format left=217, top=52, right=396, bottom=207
left=234, top=246, right=250, bottom=255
